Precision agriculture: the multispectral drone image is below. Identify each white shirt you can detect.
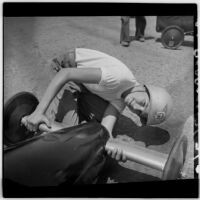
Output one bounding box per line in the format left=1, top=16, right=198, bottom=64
left=75, top=48, right=139, bottom=112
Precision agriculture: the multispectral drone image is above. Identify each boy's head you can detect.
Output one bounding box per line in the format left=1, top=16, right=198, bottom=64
left=123, top=85, right=173, bottom=125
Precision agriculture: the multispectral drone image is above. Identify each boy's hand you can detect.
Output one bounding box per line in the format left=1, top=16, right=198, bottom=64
left=22, top=112, right=51, bottom=133
left=106, top=140, right=127, bottom=162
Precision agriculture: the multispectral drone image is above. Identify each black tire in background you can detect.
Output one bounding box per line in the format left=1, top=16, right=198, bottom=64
left=161, top=25, right=185, bottom=50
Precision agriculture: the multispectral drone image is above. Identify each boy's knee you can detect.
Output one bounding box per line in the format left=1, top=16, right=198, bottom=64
left=62, top=110, right=79, bottom=127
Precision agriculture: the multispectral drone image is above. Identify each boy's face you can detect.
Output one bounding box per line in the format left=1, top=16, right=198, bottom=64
left=124, top=87, right=150, bottom=122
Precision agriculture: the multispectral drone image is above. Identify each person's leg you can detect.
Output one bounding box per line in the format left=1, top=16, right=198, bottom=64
left=135, top=16, right=146, bottom=42
left=120, top=16, right=130, bottom=47
left=141, top=16, right=146, bottom=36
left=45, top=84, right=80, bottom=129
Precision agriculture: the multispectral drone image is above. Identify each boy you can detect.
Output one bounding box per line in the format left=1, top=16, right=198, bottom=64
left=23, top=48, right=173, bottom=161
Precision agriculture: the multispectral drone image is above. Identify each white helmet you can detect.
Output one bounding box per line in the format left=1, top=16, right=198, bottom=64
left=144, top=85, right=173, bottom=125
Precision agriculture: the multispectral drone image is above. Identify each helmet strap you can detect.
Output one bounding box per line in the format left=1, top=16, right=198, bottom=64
left=143, top=85, right=151, bottom=100
left=121, top=85, right=147, bottom=99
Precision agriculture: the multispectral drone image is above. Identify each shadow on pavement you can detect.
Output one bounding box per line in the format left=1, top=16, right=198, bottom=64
left=113, top=114, right=170, bottom=147
left=130, top=36, right=155, bottom=41
left=155, top=38, right=194, bottom=48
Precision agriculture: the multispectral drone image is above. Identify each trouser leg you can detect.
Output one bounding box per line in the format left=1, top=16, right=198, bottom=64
left=135, top=16, right=146, bottom=37
left=120, top=16, right=130, bottom=43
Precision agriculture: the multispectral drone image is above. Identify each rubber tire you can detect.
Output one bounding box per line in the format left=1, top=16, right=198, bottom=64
left=162, top=134, right=188, bottom=180
left=161, top=25, right=184, bottom=50
left=4, top=92, right=39, bottom=146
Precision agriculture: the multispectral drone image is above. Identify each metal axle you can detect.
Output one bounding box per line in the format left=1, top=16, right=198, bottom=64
left=106, top=139, right=168, bottom=171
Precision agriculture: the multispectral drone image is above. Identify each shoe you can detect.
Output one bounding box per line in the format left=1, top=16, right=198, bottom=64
left=121, top=41, right=130, bottom=47
left=139, top=37, right=145, bottom=42
left=135, top=35, right=145, bottom=42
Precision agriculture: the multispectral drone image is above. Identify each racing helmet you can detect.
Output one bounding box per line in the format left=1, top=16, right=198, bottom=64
left=144, top=85, right=173, bottom=125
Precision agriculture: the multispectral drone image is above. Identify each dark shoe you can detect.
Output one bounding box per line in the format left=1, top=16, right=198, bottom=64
left=121, top=41, right=130, bottom=47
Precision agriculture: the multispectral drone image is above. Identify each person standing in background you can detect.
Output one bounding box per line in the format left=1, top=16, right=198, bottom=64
left=120, top=16, right=146, bottom=47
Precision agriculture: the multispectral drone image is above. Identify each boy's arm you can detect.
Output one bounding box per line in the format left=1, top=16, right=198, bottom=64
left=35, top=67, right=102, bottom=115
left=100, top=103, right=119, bottom=138
left=22, top=67, right=102, bottom=131
left=101, top=104, right=127, bottom=162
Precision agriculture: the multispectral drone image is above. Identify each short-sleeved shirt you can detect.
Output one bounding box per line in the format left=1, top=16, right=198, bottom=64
left=75, top=48, right=140, bottom=112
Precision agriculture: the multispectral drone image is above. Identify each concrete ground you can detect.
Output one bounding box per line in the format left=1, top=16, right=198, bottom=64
left=4, top=16, right=195, bottom=182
